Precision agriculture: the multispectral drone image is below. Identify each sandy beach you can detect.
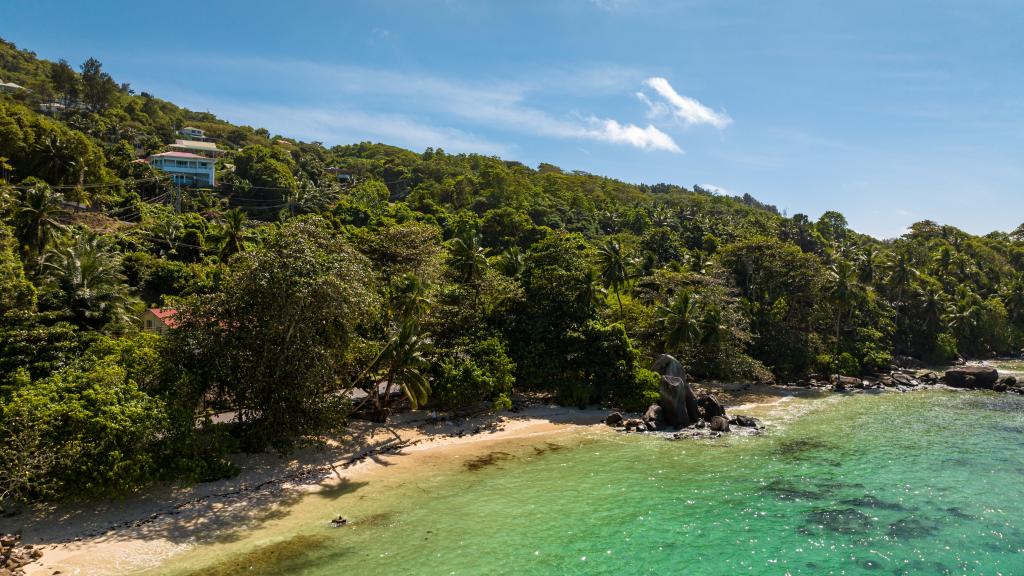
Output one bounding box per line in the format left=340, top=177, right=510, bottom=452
left=4, top=385, right=825, bottom=576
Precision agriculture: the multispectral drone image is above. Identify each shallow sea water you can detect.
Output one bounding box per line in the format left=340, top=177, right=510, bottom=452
left=158, top=388, right=1024, bottom=576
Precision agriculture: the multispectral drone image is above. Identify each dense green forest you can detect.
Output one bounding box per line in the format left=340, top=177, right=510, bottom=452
left=2, top=37, right=1024, bottom=506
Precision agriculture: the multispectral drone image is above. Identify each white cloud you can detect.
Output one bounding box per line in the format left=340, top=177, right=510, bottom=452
left=143, top=55, right=682, bottom=153
left=186, top=100, right=511, bottom=156
left=583, top=117, right=681, bottom=153
left=642, top=77, right=732, bottom=128
left=588, top=0, right=635, bottom=11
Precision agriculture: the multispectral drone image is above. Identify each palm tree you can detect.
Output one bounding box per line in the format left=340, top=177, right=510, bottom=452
left=884, top=251, right=918, bottom=333
left=40, top=231, right=136, bottom=330
left=32, top=135, right=74, bottom=185
left=917, top=284, right=952, bottom=336
left=577, top=267, right=607, bottom=309
left=1001, top=274, right=1024, bottom=325
left=150, top=217, right=181, bottom=257
left=698, top=305, right=728, bottom=347
left=372, top=320, right=432, bottom=421
left=658, top=292, right=702, bottom=351
left=827, top=259, right=861, bottom=354
left=496, top=246, right=524, bottom=277
left=597, top=239, right=630, bottom=320
left=219, top=208, right=248, bottom=261
left=391, top=273, right=432, bottom=325
left=856, top=244, right=880, bottom=285
left=12, top=183, right=67, bottom=259
left=449, top=231, right=488, bottom=284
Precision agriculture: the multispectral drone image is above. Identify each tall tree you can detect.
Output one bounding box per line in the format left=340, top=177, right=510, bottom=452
left=79, top=58, right=117, bottom=112
left=40, top=231, right=136, bottom=331
left=49, top=59, right=78, bottom=110
left=12, top=182, right=66, bottom=260
left=449, top=231, right=488, bottom=284
left=597, top=239, right=630, bottom=320
left=659, top=292, right=703, bottom=351
left=218, top=208, right=248, bottom=262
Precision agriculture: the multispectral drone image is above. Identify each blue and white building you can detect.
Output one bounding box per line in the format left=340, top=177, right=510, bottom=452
left=148, top=151, right=216, bottom=187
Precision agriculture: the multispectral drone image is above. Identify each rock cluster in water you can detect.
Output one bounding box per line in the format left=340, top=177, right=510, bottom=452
left=605, top=354, right=761, bottom=437
left=1, top=533, right=41, bottom=575
left=800, top=363, right=1021, bottom=394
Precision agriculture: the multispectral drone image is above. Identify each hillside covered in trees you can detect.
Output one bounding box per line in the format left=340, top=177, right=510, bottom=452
left=3, top=37, right=1024, bottom=506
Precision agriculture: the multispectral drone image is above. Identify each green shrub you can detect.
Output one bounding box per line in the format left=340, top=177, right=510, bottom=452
left=0, top=357, right=168, bottom=502
left=932, top=333, right=959, bottom=363
left=611, top=367, right=660, bottom=412
left=432, top=337, right=515, bottom=410
left=832, top=352, right=861, bottom=376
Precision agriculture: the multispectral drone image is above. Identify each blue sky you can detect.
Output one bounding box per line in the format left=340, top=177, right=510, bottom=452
left=4, top=0, right=1023, bottom=238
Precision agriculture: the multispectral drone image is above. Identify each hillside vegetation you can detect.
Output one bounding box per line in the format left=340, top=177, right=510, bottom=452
left=2, top=37, right=1024, bottom=506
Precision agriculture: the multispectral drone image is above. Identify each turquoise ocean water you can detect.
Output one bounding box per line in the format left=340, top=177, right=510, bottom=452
left=164, top=389, right=1024, bottom=576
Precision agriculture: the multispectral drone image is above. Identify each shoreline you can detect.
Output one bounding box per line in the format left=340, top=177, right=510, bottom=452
left=0, top=383, right=964, bottom=575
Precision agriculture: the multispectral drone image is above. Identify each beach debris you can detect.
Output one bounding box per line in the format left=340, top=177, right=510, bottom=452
left=0, top=532, right=41, bottom=575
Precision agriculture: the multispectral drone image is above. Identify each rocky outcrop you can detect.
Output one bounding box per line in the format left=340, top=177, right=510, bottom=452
left=944, top=366, right=999, bottom=389
left=831, top=375, right=861, bottom=391
left=697, top=394, right=726, bottom=421
left=652, top=353, right=687, bottom=379
left=658, top=375, right=699, bottom=429
left=604, top=412, right=624, bottom=427
left=652, top=355, right=700, bottom=429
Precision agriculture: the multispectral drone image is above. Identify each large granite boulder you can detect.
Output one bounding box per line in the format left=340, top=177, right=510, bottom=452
left=945, top=366, right=999, bottom=389
left=652, top=353, right=687, bottom=379
left=658, top=375, right=699, bottom=429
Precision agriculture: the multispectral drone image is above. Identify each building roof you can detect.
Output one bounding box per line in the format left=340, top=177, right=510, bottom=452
left=171, top=139, right=219, bottom=149
left=148, top=151, right=209, bottom=160
left=147, top=308, right=179, bottom=328
left=180, top=126, right=203, bottom=131
left=0, top=81, right=25, bottom=90
left=168, top=140, right=223, bottom=154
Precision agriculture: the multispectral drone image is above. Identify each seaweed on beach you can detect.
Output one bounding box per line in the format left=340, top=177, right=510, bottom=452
left=532, top=442, right=565, bottom=457
left=464, top=451, right=514, bottom=471
left=184, top=534, right=352, bottom=576
left=358, top=511, right=398, bottom=528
